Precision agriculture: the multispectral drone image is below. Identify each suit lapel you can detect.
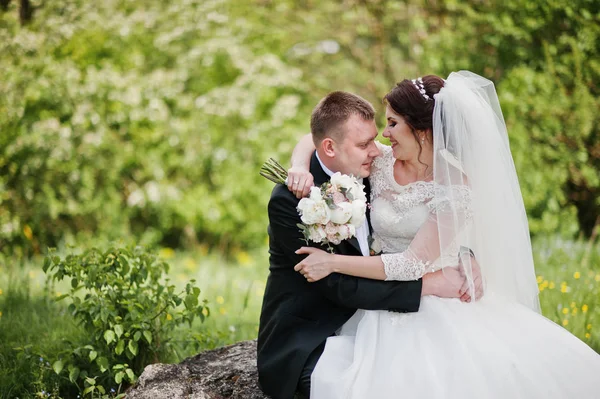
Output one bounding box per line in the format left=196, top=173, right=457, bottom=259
left=363, top=178, right=373, bottom=235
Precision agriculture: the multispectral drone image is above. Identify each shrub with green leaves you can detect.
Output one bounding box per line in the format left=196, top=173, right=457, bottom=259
left=43, top=245, right=208, bottom=397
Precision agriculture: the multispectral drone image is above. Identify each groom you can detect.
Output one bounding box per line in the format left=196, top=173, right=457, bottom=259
left=257, top=91, right=472, bottom=399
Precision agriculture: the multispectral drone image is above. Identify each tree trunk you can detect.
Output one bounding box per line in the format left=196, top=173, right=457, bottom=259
left=19, top=0, right=33, bottom=25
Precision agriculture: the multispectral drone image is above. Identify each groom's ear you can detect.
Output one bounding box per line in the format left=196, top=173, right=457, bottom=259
left=321, top=137, right=336, bottom=157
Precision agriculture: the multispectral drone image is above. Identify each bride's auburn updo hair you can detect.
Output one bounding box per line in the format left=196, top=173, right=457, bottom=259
left=383, top=75, right=445, bottom=134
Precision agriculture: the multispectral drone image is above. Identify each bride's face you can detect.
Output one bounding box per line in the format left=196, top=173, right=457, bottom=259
left=382, top=106, right=422, bottom=161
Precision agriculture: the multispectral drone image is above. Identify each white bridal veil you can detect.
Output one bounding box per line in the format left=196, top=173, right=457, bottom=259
left=402, top=71, right=540, bottom=311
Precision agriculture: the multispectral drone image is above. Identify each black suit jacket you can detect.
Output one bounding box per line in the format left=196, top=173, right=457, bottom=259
left=257, top=152, right=423, bottom=399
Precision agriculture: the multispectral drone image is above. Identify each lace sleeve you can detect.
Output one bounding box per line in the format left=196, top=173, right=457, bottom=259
left=381, top=252, right=435, bottom=281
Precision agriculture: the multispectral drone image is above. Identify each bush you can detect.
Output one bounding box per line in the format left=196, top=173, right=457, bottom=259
left=43, top=245, right=208, bottom=397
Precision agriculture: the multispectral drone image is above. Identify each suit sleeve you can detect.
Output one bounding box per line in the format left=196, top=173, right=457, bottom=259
left=268, top=186, right=422, bottom=313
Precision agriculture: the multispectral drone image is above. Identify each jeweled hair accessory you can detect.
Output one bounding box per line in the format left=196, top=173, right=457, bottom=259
left=412, top=77, right=430, bottom=101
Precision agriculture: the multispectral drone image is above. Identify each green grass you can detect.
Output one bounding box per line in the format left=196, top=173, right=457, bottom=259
left=0, top=237, right=598, bottom=398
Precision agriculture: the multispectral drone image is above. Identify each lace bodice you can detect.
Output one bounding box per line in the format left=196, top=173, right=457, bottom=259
left=369, top=143, right=472, bottom=281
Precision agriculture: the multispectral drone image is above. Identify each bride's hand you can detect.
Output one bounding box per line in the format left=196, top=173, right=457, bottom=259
left=294, top=247, right=335, bottom=282
left=287, top=167, right=313, bottom=199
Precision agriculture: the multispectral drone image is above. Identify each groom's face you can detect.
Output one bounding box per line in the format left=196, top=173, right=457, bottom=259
left=332, top=114, right=380, bottom=178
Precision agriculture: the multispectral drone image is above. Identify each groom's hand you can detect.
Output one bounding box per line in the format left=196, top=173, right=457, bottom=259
left=287, top=167, right=313, bottom=199
left=458, top=254, right=484, bottom=303
left=421, top=268, right=464, bottom=299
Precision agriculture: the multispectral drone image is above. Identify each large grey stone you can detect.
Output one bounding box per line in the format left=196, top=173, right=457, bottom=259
left=126, top=340, right=269, bottom=399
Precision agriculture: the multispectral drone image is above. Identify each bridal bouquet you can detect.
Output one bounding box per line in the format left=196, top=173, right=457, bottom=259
left=260, top=158, right=367, bottom=251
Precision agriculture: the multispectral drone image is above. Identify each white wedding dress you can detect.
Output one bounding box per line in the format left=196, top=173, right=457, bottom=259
left=311, top=143, right=600, bottom=399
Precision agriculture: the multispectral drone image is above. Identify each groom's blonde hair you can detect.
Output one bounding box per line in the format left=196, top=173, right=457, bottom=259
left=311, top=91, right=375, bottom=145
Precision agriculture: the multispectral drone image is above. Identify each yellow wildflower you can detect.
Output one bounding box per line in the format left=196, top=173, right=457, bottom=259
left=562, top=308, right=569, bottom=315
left=536, top=276, right=543, bottom=284
left=184, top=258, right=196, bottom=271
left=159, top=248, right=175, bottom=259
left=548, top=281, right=555, bottom=289
left=571, top=308, right=578, bottom=316
left=23, top=225, right=33, bottom=240
left=562, top=319, right=569, bottom=326
left=560, top=285, right=568, bottom=293
left=216, top=296, right=225, bottom=304
left=585, top=333, right=591, bottom=339
left=582, top=305, right=589, bottom=313
left=166, top=313, right=173, bottom=321
left=573, top=272, right=581, bottom=279
left=236, top=251, right=253, bottom=266
left=219, top=307, right=227, bottom=315
left=570, top=302, right=577, bottom=308
left=587, top=324, right=592, bottom=330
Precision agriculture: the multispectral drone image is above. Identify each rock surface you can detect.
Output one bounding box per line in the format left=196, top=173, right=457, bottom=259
left=126, top=340, right=270, bottom=399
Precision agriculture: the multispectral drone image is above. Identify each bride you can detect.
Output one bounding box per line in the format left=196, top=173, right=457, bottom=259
left=288, top=71, right=600, bottom=398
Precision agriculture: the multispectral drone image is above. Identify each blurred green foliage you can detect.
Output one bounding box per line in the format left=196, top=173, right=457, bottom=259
left=1, top=0, right=598, bottom=257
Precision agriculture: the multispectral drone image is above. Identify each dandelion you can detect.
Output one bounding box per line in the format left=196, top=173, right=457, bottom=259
left=571, top=308, right=578, bottom=316
left=219, top=307, right=227, bottom=315
left=587, top=324, right=592, bottom=330
left=570, top=302, right=576, bottom=308
left=585, top=333, right=591, bottom=339
left=574, top=271, right=581, bottom=279
left=560, top=284, right=569, bottom=294
left=562, top=319, right=569, bottom=327
left=562, top=308, right=569, bottom=315
left=216, top=296, right=225, bottom=304
left=582, top=305, right=589, bottom=313
left=548, top=281, right=555, bottom=289
left=536, top=276, right=543, bottom=284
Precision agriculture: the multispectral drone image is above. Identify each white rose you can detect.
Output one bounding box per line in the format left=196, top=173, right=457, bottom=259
left=330, top=172, right=354, bottom=190
left=309, top=225, right=327, bottom=242
left=350, top=181, right=367, bottom=202
left=349, top=199, right=367, bottom=226
left=329, top=202, right=353, bottom=224
left=339, top=224, right=356, bottom=240
left=309, top=186, right=322, bottom=202
left=298, top=198, right=331, bottom=225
